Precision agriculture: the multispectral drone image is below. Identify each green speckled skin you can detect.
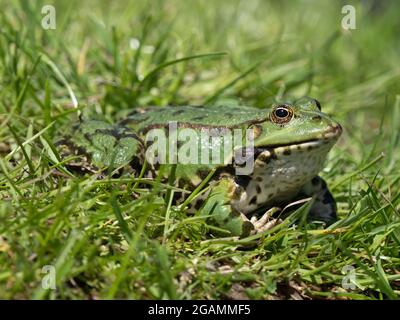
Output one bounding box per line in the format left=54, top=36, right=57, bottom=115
left=61, top=97, right=342, bottom=237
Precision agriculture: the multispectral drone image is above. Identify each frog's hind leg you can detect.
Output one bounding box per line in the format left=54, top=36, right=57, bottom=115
left=300, top=176, right=337, bottom=226
left=64, top=120, right=144, bottom=171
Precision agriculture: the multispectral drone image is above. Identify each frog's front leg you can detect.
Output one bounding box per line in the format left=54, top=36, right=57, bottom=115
left=199, top=178, right=280, bottom=237
left=299, top=176, right=337, bottom=225
left=198, top=178, right=254, bottom=237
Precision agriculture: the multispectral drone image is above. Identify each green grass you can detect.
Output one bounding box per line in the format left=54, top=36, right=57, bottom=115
left=1, top=0, right=400, bottom=299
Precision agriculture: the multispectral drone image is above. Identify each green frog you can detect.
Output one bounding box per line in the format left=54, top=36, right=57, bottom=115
left=59, top=97, right=342, bottom=237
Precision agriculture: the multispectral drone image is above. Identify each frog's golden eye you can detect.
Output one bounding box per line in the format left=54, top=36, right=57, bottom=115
left=271, top=105, right=293, bottom=124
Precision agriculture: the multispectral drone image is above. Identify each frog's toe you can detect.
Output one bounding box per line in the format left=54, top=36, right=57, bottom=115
left=250, top=207, right=282, bottom=234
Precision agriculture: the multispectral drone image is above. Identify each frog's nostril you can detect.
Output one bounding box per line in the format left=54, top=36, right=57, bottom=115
left=324, top=123, right=342, bottom=138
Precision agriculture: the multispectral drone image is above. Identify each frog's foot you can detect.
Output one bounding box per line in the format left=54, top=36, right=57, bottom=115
left=248, top=207, right=282, bottom=234
left=300, top=176, right=337, bottom=226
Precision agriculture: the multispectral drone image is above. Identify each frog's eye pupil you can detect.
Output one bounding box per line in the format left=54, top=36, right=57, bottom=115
left=275, top=108, right=289, bottom=118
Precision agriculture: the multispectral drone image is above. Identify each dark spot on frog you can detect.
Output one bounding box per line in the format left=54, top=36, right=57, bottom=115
left=54, top=138, right=67, bottom=148
left=192, top=116, right=206, bottom=121
left=311, top=176, right=320, bottom=186
left=269, top=149, right=278, bottom=160
left=312, top=115, right=322, bottom=121
left=84, top=133, right=93, bottom=143
left=72, top=122, right=81, bottom=131
left=229, top=209, right=240, bottom=218
left=94, top=127, right=143, bottom=143
left=193, top=200, right=204, bottom=210
left=120, top=114, right=150, bottom=125
left=249, top=196, right=257, bottom=205
left=222, top=217, right=231, bottom=225
left=256, top=185, right=262, bottom=194
left=197, top=169, right=212, bottom=180
left=176, top=179, right=188, bottom=189
left=214, top=166, right=235, bottom=179
left=256, top=153, right=270, bottom=164
left=172, top=191, right=186, bottom=205
left=129, top=156, right=143, bottom=173
left=234, top=175, right=252, bottom=189
left=127, top=107, right=152, bottom=116
left=283, top=148, right=291, bottom=156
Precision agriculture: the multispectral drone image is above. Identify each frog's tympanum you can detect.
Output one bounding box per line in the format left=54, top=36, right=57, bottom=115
left=59, top=97, right=342, bottom=237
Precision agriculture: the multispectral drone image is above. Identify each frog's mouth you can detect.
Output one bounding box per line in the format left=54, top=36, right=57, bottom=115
left=256, top=123, right=342, bottom=151
left=259, top=138, right=321, bottom=150
left=234, top=124, right=341, bottom=165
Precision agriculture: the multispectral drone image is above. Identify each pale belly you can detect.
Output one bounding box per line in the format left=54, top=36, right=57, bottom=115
left=232, top=140, right=334, bottom=214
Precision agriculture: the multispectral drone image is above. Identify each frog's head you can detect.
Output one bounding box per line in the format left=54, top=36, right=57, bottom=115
left=232, top=97, right=342, bottom=213
left=237, top=97, right=342, bottom=179
left=251, top=97, right=342, bottom=150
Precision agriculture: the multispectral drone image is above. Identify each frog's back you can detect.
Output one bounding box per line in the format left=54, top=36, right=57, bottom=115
left=119, top=105, right=269, bottom=132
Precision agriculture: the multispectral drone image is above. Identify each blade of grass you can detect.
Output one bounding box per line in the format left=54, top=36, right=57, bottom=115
left=204, top=61, right=262, bottom=105
left=140, top=51, right=227, bottom=85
